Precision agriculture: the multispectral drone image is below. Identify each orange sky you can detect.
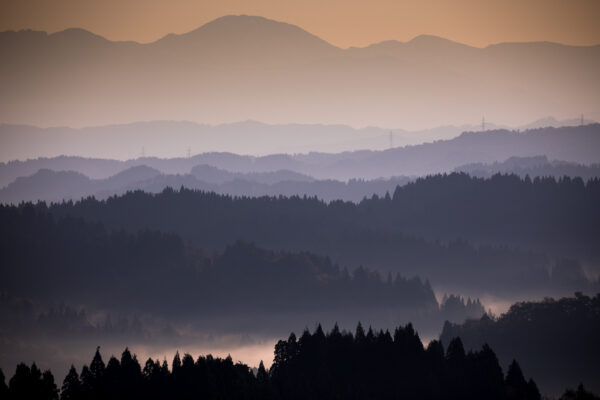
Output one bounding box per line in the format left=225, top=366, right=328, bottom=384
left=1, top=0, right=599, bottom=48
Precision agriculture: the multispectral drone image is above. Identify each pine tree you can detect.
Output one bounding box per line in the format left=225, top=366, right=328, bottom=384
left=506, top=359, right=527, bottom=400
left=172, top=351, right=182, bottom=373
left=355, top=322, right=366, bottom=342
left=257, top=361, right=269, bottom=384
left=90, top=346, right=105, bottom=383
left=526, top=378, right=542, bottom=400
left=61, top=365, right=82, bottom=400
left=41, top=370, right=59, bottom=400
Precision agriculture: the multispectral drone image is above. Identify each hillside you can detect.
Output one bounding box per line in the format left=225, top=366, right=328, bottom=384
left=39, top=174, right=600, bottom=298
left=440, top=293, right=600, bottom=395
left=1, top=15, right=598, bottom=129
left=455, top=156, right=600, bottom=180
left=1, top=124, right=599, bottom=184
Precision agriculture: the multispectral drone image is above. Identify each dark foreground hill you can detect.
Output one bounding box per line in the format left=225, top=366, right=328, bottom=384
left=440, top=293, right=600, bottom=395
left=1, top=324, right=548, bottom=400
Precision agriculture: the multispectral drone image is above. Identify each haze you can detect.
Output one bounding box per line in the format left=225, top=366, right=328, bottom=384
left=2, top=0, right=600, bottom=48
left=1, top=2, right=600, bottom=399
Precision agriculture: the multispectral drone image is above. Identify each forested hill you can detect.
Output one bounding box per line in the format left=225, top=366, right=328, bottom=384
left=2, top=203, right=488, bottom=342
left=1, top=124, right=599, bottom=183
left=44, top=173, right=600, bottom=297
left=0, top=204, right=439, bottom=317
left=0, top=166, right=412, bottom=204
left=440, top=293, right=600, bottom=395
left=0, top=324, right=547, bottom=400
left=455, top=155, right=600, bottom=181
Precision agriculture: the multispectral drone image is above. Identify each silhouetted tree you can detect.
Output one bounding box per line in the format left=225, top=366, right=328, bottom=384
left=8, top=362, right=58, bottom=400
left=89, top=346, right=105, bottom=384
left=441, top=293, right=600, bottom=395
left=560, top=384, right=600, bottom=400
left=3, top=328, right=553, bottom=400
left=506, top=360, right=530, bottom=400
left=61, top=366, right=82, bottom=400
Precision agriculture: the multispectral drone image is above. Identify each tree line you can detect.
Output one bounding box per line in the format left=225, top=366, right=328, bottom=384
left=1, top=204, right=446, bottom=320
left=41, top=173, right=600, bottom=296
left=7, top=323, right=596, bottom=400
left=440, top=293, right=600, bottom=395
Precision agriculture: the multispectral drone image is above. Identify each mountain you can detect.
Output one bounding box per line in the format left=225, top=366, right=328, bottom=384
left=152, top=15, right=341, bottom=65
left=189, top=164, right=314, bottom=185
left=455, top=156, right=600, bottom=180
left=517, top=116, right=597, bottom=130
left=0, top=120, right=494, bottom=163
left=318, top=124, right=600, bottom=179
left=104, top=165, right=162, bottom=187
left=3, top=123, right=597, bottom=187
left=0, top=164, right=413, bottom=204
left=1, top=15, right=598, bottom=130
left=2, top=169, right=94, bottom=203
left=0, top=166, right=161, bottom=204
left=41, top=174, right=600, bottom=298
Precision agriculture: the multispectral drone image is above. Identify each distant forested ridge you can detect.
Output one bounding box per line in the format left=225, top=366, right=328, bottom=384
left=1, top=324, right=549, bottom=400
left=1, top=203, right=488, bottom=343
left=0, top=204, right=439, bottom=314
left=1, top=125, right=599, bottom=183
left=44, top=173, right=600, bottom=296
left=440, top=293, right=600, bottom=395
left=456, top=155, right=600, bottom=181
left=0, top=165, right=412, bottom=204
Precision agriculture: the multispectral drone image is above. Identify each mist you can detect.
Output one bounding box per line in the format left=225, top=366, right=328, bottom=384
left=2, top=10, right=600, bottom=400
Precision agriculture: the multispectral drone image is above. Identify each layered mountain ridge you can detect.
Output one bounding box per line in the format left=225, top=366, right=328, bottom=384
left=1, top=15, right=598, bottom=129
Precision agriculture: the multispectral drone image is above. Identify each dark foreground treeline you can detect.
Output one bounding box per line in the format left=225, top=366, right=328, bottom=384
left=440, top=293, right=600, bottom=395
left=6, top=323, right=591, bottom=400
left=22, top=173, right=600, bottom=296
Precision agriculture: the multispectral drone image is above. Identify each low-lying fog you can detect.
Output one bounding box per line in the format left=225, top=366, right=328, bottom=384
left=0, top=292, right=536, bottom=383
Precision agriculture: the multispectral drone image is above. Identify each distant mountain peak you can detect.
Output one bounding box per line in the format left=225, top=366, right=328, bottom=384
left=409, top=34, right=448, bottom=43
left=49, top=27, right=109, bottom=43
left=157, top=14, right=339, bottom=51
left=406, top=34, right=474, bottom=49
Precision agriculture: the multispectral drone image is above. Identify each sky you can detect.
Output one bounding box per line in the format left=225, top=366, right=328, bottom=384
left=1, top=0, right=600, bottom=48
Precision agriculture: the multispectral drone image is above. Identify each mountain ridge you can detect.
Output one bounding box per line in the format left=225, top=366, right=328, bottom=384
left=4, top=15, right=600, bottom=49
left=2, top=117, right=595, bottom=163
left=1, top=124, right=598, bottom=186
left=1, top=14, right=599, bottom=130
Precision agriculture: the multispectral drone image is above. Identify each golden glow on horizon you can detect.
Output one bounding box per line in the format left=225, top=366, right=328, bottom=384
left=1, top=0, right=599, bottom=48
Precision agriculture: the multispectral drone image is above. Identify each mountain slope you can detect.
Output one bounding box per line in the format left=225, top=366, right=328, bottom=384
left=440, top=294, right=600, bottom=395
left=0, top=165, right=411, bottom=204
left=1, top=124, right=599, bottom=185
left=1, top=15, right=598, bottom=129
